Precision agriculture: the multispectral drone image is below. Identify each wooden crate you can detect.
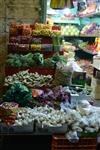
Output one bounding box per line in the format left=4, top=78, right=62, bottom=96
left=51, top=134, right=97, bottom=150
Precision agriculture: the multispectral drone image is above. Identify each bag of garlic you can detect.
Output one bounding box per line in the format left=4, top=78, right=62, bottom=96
left=52, top=62, right=73, bottom=86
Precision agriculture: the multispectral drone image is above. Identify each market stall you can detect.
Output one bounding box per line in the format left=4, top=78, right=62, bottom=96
left=0, top=0, right=100, bottom=150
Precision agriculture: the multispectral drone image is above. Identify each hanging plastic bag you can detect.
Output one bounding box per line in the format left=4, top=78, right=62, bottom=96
left=52, top=62, right=73, bottom=86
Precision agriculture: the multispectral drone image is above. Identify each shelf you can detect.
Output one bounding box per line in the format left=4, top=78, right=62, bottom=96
left=63, top=35, right=99, bottom=38
left=78, top=11, right=100, bottom=18
left=5, top=66, right=55, bottom=76
left=80, top=34, right=100, bottom=38
left=7, top=49, right=64, bottom=58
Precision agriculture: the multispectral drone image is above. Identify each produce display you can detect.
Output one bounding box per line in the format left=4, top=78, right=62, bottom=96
left=4, top=70, right=53, bottom=88
left=9, top=23, right=62, bottom=37
left=44, top=54, right=67, bottom=68
left=35, top=23, right=52, bottom=30
left=31, top=86, right=71, bottom=108
left=30, top=44, right=41, bottom=51
left=80, top=23, right=100, bottom=36
left=3, top=83, right=33, bottom=107
left=61, top=25, right=80, bottom=36
left=8, top=23, right=62, bottom=52
left=32, top=29, right=61, bottom=37
left=6, top=53, right=36, bottom=67
left=62, top=40, right=76, bottom=59
left=1, top=14, right=99, bottom=139
left=6, top=52, right=67, bottom=68
left=61, top=23, right=100, bottom=37
left=0, top=102, right=18, bottom=125
left=5, top=100, right=100, bottom=141
left=79, top=40, right=97, bottom=54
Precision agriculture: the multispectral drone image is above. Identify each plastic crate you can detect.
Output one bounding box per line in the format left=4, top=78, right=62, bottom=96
left=51, top=134, right=97, bottom=150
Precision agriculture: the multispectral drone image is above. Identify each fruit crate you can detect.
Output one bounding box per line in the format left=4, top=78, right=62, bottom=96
left=51, top=134, right=97, bottom=150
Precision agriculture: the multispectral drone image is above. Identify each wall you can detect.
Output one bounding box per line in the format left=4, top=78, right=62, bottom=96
left=0, top=0, right=41, bottom=32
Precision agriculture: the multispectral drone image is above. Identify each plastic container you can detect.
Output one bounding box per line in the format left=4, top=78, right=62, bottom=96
left=35, top=123, right=68, bottom=134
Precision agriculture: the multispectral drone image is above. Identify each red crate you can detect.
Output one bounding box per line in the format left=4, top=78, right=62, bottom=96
left=5, top=67, right=55, bottom=76
left=51, top=134, right=97, bottom=150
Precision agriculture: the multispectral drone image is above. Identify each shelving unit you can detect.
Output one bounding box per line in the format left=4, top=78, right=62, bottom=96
left=79, top=11, right=100, bottom=18
left=5, top=23, right=63, bottom=76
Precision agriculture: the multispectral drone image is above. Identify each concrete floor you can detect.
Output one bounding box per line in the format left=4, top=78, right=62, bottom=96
left=0, top=135, right=100, bottom=150
left=0, top=135, right=52, bottom=150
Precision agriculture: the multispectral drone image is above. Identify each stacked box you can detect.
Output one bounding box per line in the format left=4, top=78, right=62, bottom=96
left=91, top=77, right=100, bottom=100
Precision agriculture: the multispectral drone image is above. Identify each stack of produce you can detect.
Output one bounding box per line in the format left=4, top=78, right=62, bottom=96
left=79, top=41, right=97, bottom=55
left=61, top=25, right=80, bottom=36
left=6, top=53, right=44, bottom=68
left=8, top=23, right=62, bottom=52
left=62, top=41, right=76, bottom=59
left=0, top=102, right=18, bottom=125
left=3, top=83, right=33, bottom=107
left=80, top=23, right=99, bottom=36
left=9, top=23, right=32, bottom=36
left=44, top=52, right=67, bottom=68
left=4, top=70, right=53, bottom=88
left=13, top=100, right=100, bottom=141
left=32, top=23, right=61, bottom=37
left=6, top=52, right=67, bottom=68
left=31, top=86, right=71, bottom=109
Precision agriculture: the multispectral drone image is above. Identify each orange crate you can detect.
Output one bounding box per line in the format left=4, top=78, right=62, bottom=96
left=51, top=134, right=97, bottom=150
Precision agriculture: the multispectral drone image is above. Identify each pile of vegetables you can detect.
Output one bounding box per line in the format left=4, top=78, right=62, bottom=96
left=5, top=70, right=53, bottom=88
left=6, top=53, right=44, bottom=67
left=31, top=86, right=71, bottom=109
left=3, top=83, right=33, bottom=107
left=6, top=52, right=67, bottom=68
left=44, top=53, right=67, bottom=68
left=80, top=23, right=98, bottom=35
left=13, top=101, right=100, bottom=142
